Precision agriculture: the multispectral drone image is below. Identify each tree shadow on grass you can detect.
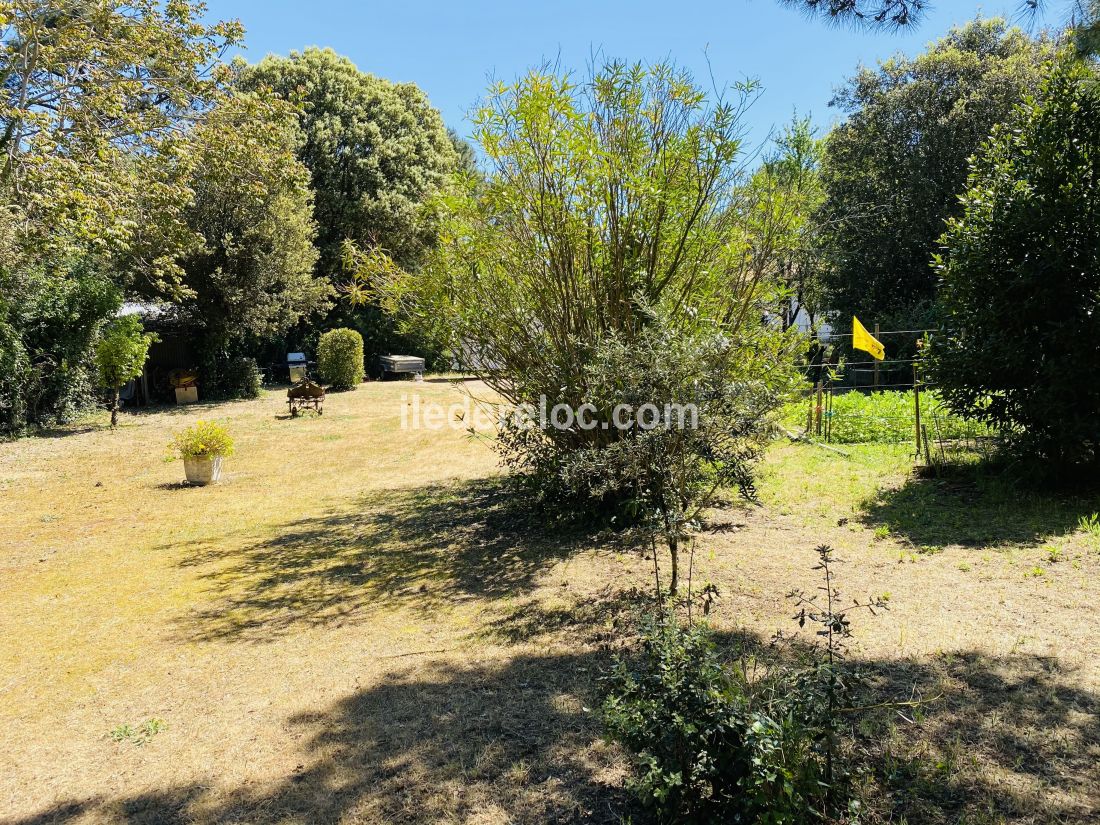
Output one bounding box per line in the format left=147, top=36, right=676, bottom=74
left=481, top=585, right=652, bottom=646
left=21, top=424, right=104, bottom=440
left=11, top=649, right=633, bottom=825
left=126, top=400, right=224, bottom=418
left=11, top=639, right=1099, bottom=825
left=216, top=651, right=632, bottom=824
left=860, top=465, right=1100, bottom=548
left=9, top=786, right=207, bottom=825
left=849, top=650, right=1100, bottom=824
left=701, top=627, right=1100, bottom=824
left=171, top=477, right=615, bottom=643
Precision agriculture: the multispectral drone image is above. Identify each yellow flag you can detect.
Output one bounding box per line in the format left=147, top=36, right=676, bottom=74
left=852, top=316, right=884, bottom=361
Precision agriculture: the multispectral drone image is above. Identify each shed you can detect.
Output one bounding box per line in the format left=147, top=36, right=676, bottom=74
left=115, top=302, right=198, bottom=405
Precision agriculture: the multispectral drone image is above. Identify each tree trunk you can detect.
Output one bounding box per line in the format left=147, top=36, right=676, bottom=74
left=111, top=388, right=119, bottom=428
left=668, top=536, right=679, bottom=596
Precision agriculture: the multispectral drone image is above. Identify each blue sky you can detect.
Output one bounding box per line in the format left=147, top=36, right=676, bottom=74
left=203, top=1, right=1044, bottom=150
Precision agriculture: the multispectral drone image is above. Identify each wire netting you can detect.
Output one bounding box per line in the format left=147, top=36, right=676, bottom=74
left=788, top=327, right=1001, bottom=464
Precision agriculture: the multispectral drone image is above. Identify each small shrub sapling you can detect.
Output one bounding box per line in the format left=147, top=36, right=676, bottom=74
left=604, top=544, right=891, bottom=823
left=94, top=316, right=157, bottom=428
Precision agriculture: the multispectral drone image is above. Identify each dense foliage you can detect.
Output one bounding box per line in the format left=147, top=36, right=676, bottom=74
left=177, top=88, right=329, bottom=396
left=508, top=317, right=796, bottom=593
left=210, top=356, right=263, bottom=400
left=0, top=5, right=462, bottom=426
left=0, top=248, right=119, bottom=431
left=1078, top=1, right=1100, bottom=53
left=242, top=47, right=457, bottom=275
left=816, top=19, right=1052, bottom=326
left=926, top=59, right=1100, bottom=476
left=317, top=327, right=365, bottom=390
left=241, top=47, right=457, bottom=366
left=94, top=316, right=157, bottom=427
left=0, top=0, right=241, bottom=432
left=360, top=62, right=800, bottom=567
left=0, top=0, right=242, bottom=295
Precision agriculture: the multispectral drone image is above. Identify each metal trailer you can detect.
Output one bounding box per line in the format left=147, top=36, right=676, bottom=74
left=377, top=354, right=425, bottom=380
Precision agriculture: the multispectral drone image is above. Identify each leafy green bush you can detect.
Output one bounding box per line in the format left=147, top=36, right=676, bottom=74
left=927, top=58, right=1100, bottom=475
left=782, top=389, right=992, bottom=444
left=170, top=420, right=235, bottom=459
left=500, top=317, right=797, bottom=593
left=222, top=356, right=263, bottom=399
left=605, top=545, right=886, bottom=824
left=603, top=615, right=826, bottom=824
left=317, top=327, right=364, bottom=390
left=1, top=253, right=120, bottom=434
left=95, top=315, right=157, bottom=427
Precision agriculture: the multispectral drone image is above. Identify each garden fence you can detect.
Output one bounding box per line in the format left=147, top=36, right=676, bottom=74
left=795, top=327, right=1000, bottom=464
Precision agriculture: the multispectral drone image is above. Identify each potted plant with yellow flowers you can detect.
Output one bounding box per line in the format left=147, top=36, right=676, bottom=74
left=170, top=420, right=234, bottom=486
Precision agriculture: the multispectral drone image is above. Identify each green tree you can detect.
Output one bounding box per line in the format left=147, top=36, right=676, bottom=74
left=817, top=19, right=1052, bottom=326
left=358, top=61, right=799, bottom=576
left=0, top=0, right=241, bottom=431
left=241, top=47, right=457, bottom=366
left=95, top=315, right=156, bottom=427
left=240, top=47, right=456, bottom=275
left=756, top=117, right=826, bottom=331
left=926, top=58, right=1100, bottom=476
left=0, top=0, right=242, bottom=294
left=177, top=88, right=329, bottom=396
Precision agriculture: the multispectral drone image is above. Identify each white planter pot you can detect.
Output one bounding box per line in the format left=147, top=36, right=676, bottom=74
left=183, top=455, right=223, bottom=486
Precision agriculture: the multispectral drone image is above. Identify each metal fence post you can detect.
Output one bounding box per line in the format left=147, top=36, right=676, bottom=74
left=807, top=385, right=814, bottom=434
left=815, top=381, right=824, bottom=436
left=873, top=323, right=880, bottom=390
left=913, top=363, right=922, bottom=458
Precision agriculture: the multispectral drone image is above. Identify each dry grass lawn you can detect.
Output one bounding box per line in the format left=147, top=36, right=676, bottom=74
left=1, top=381, right=1098, bottom=824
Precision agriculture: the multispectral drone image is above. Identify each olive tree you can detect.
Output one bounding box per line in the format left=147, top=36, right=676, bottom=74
left=356, top=61, right=801, bottom=591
